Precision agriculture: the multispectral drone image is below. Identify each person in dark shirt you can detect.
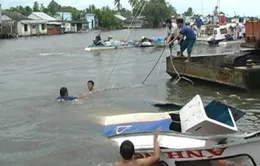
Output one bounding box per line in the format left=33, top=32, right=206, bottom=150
left=168, top=18, right=196, bottom=62
left=195, top=16, right=203, bottom=37
left=56, top=87, right=78, bottom=101
left=93, top=35, right=104, bottom=46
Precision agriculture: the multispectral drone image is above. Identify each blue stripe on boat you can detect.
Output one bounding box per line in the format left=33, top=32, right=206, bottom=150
left=104, top=118, right=172, bottom=137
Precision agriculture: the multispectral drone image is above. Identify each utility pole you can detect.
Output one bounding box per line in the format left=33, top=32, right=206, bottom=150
left=217, top=0, right=220, bottom=12
left=0, top=4, right=2, bottom=35
left=201, top=1, right=203, bottom=16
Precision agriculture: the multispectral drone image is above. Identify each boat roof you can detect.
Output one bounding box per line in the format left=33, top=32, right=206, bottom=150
left=103, top=99, right=245, bottom=137
left=103, top=112, right=172, bottom=137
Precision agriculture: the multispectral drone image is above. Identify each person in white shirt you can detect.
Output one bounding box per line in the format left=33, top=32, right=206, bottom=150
left=165, top=18, right=180, bottom=56
left=213, top=6, right=219, bottom=25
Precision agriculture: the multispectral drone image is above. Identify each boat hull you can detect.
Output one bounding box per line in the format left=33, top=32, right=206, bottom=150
left=110, top=133, right=260, bottom=166
left=166, top=55, right=260, bottom=91
left=84, top=45, right=134, bottom=51
left=109, top=132, right=260, bottom=166
left=135, top=137, right=260, bottom=165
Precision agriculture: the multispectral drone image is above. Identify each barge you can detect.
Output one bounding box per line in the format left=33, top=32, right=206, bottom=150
left=166, top=20, right=260, bottom=91
left=166, top=49, right=260, bottom=91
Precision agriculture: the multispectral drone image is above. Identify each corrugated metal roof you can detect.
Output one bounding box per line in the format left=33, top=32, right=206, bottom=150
left=3, top=11, right=31, bottom=21
left=20, top=20, right=47, bottom=24
left=31, top=12, right=56, bottom=21
left=114, top=14, right=126, bottom=21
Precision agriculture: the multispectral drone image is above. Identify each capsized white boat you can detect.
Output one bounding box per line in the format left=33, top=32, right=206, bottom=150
left=103, top=95, right=260, bottom=166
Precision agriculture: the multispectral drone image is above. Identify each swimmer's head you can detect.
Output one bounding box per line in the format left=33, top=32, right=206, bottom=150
left=87, top=80, right=94, bottom=91
left=120, top=140, right=135, bottom=160
left=60, top=87, right=68, bottom=97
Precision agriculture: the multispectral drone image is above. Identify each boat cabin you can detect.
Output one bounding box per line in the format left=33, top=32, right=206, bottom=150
left=213, top=26, right=228, bottom=40
left=206, top=26, right=228, bottom=41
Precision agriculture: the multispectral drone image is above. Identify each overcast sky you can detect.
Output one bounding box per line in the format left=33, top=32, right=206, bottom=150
left=0, top=0, right=259, bottom=16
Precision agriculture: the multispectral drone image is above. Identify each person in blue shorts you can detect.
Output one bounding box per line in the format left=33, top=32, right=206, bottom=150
left=167, top=18, right=196, bottom=62
left=56, top=87, right=78, bottom=101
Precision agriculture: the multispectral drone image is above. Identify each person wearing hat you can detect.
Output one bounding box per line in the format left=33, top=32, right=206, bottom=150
left=108, top=36, right=113, bottom=41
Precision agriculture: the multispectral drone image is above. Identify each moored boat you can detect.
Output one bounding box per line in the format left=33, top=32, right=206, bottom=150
left=103, top=95, right=260, bottom=166
left=166, top=49, right=260, bottom=91
left=84, top=45, right=135, bottom=51
left=152, top=37, right=166, bottom=48
left=84, top=40, right=136, bottom=51
left=198, top=25, right=245, bottom=46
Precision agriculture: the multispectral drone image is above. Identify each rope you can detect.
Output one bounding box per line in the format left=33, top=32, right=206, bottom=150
left=142, top=45, right=194, bottom=85
left=169, top=54, right=194, bottom=85
left=95, top=2, right=146, bottom=89
left=104, top=1, right=147, bottom=86
left=142, top=46, right=166, bottom=84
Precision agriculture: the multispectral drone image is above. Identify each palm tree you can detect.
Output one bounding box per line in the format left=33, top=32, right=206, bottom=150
left=114, top=0, right=121, bottom=11
left=128, top=0, right=142, bottom=8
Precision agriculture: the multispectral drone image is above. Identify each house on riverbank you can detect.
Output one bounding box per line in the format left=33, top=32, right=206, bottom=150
left=85, top=13, right=97, bottom=29
left=28, top=12, right=62, bottom=35
left=0, top=11, right=47, bottom=38
left=55, top=12, right=88, bottom=33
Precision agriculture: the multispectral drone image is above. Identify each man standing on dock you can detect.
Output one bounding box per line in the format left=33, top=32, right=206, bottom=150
left=165, top=17, right=180, bottom=56
left=167, top=18, right=196, bottom=62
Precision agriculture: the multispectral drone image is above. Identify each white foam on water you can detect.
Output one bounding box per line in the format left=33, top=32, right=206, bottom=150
left=229, top=94, right=241, bottom=100
left=245, top=98, right=259, bottom=101
left=38, top=52, right=66, bottom=56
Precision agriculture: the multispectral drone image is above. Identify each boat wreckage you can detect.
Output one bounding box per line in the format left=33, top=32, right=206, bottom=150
left=103, top=95, right=260, bottom=166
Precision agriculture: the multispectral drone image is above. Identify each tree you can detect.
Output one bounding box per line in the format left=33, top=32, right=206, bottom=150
left=167, top=3, right=177, bottom=15
left=33, top=1, right=40, bottom=12
left=132, top=0, right=172, bottom=27
left=184, top=7, right=193, bottom=16
left=24, top=6, right=33, bottom=16
left=47, top=0, right=61, bottom=16
left=128, top=0, right=139, bottom=8
left=92, top=7, right=122, bottom=29
left=114, top=0, right=121, bottom=11
left=120, top=8, right=132, bottom=18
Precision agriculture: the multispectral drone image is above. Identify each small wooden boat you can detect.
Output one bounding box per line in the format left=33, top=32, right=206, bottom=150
left=103, top=95, right=260, bottom=166
left=166, top=49, right=260, bottom=91
left=84, top=44, right=135, bottom=51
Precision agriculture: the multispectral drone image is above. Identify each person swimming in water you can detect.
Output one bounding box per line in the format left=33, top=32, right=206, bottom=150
left=87, top=80, right=94, bottom=94
left=113, top=129, right=160, bottom=166
left=56, top=87, right=78, bottom=101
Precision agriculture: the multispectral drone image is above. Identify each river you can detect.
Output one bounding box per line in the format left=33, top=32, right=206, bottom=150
left=0, top=29, right=260, bottom=166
